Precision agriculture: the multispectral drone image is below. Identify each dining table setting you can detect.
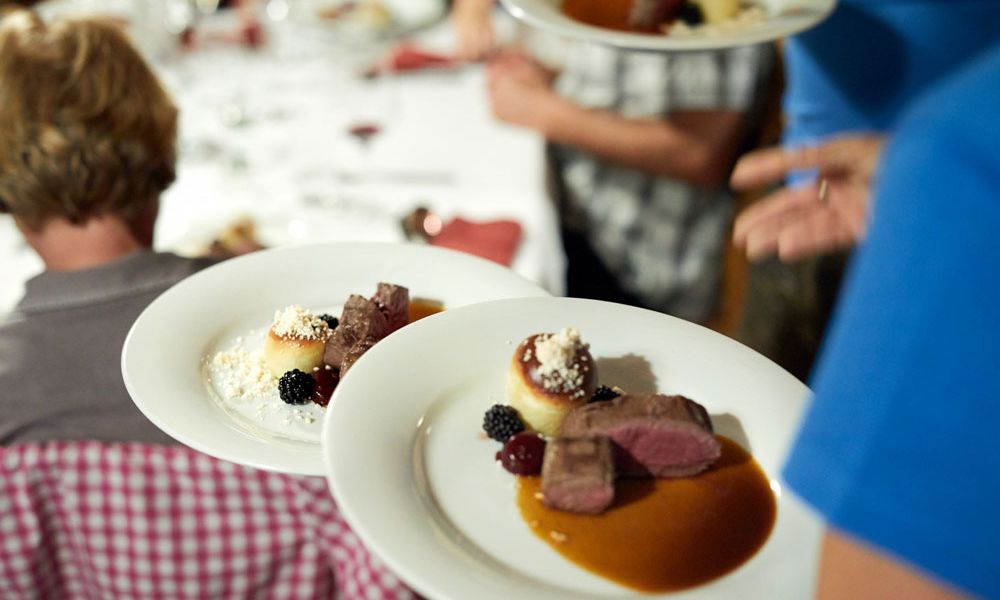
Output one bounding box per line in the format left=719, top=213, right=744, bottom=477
left=3, top=0, right=996, bottom=597
left=0, top=1, right=880, bottom=599
left=0, top=0, right=566, bottom=315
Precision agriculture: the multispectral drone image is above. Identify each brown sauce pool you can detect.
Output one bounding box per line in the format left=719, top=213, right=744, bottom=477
left=407, top=298, right=444, bottom=323
left=516, top=436, right=776, bottom=592
left=562, top=0, right=654, bottom=33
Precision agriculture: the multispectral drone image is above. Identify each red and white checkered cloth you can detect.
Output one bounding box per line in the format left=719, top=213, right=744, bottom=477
left=0, top=442, right=416, bottom=600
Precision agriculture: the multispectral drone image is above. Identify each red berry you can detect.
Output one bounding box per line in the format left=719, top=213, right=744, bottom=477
left=311, top=368, right=339, bottom=406
left=498, top=432, right=547, bottom=475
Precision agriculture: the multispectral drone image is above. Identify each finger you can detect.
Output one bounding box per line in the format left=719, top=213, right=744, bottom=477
left=733, top=183, right=819, bottom=246
left=826, top=184, right=871, bottom=237
left=815, top=135, right=885, bottom=178
left=730, top=145, right=823, bottom=189
left=485, top=61, right=509, bottom=86
left=485, top=52, right=509, bottom=70
left=776, top=210, right=857, bottom=262
left=742, top=203, right=820, bottom=261
left=742, top=222, right=781, bottom=261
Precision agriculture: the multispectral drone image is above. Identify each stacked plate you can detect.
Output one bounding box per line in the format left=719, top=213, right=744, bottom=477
left=123, top=242, right=821, bottom=599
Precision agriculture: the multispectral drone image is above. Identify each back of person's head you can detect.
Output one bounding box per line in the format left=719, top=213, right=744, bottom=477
left=0, top=8, right=177, bottom=231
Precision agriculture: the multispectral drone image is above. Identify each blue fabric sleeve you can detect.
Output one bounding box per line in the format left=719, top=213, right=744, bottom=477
left=782, top=47, right=1000, bottom=599
left=782, top=0, right=1000, bottom=147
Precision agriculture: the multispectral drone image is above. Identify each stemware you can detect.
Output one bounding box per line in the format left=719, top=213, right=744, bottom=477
left=339, top=64, right=397, bottom=178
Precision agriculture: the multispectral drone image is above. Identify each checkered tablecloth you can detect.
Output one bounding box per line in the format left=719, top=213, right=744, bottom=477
left=0, top=442, right=416, bottom=600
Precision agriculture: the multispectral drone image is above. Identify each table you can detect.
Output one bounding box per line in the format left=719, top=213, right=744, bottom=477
left=0, top=9, right=565, bottom=315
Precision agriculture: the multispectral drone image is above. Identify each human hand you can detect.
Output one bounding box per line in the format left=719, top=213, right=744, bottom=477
left=486, top=51, right=559, bottom=130
left=731, top=135, right=884, bottom=262
left=451, top=0, right=496, bottom=61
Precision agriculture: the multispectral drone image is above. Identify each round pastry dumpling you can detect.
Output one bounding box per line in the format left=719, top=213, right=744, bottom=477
left=263, top=305, right=331, bottom=377
left=506, top=328, right=597, bottom=437
left=693, top=0, right=739, bottom=24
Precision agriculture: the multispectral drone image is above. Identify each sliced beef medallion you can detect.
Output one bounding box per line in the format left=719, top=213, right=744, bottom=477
left=323, top=294, right=389, bottom=370
left=541, top=436, right=616, bottom=515
left=560, top=393, right=721, bottom=478
left=338, top=337, right=377, bottom=376
left=323, top=283, right=411, bottom=374
left=372, top=282, right=409, bottom=334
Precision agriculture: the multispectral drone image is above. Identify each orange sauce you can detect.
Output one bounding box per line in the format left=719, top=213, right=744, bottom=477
left=516, top=436, right=776, bottom=592
left=407, top=298, right=444, bottom=323
left=562, top=0, right=651, bottom=33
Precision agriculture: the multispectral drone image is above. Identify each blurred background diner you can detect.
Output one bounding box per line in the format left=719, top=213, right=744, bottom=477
left=1, top=0, right=998, bottom=598
left=6, top=0, right=996, bottom=377
left=0, top=6, right=417, bottom=598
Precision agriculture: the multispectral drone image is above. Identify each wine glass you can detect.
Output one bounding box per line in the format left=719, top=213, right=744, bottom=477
left=341, top=69, right=396, bottom=179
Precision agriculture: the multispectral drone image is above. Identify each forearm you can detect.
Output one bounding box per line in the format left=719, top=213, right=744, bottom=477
left=536, top=94, right=740, bottom=187
left=817, top=530, right=966, bottom=600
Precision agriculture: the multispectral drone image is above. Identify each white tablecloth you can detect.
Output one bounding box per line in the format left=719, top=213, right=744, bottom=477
left=0, top=12, right=565, bottom=315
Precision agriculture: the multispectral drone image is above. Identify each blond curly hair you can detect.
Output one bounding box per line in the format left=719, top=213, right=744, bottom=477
left=0, top=9, right=177, bottom=230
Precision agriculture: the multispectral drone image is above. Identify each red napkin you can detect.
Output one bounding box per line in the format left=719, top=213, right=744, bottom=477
left=367, top=43, right=457, bottom=76
left=429, top=217, right=523, bottom=266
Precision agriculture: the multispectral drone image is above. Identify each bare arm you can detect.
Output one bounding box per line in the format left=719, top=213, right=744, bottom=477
left=538, top=97, right=746, bottom=187
left=450, top=0, right=496, bottom=61
left=817, top=530, right=968, bottom=600
left=486, top=51, right=745, bottom=187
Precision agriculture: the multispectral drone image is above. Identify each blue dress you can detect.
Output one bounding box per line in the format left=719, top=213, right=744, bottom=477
left=782, top=43, right=1000, bottom=599
left=783, top=0, right=1000, bottom=146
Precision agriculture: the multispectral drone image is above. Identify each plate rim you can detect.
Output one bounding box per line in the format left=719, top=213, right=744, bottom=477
left=499, top=0, right=838, bottom=52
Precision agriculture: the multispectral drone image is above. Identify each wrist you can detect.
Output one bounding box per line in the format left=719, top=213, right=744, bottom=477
left=532, top=90, right=568, bottom=138
left=453, top=0, right=493, bottom=18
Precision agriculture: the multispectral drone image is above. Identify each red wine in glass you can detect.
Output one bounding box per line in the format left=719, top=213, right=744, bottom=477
left=347, top=122, right=381, bottom=148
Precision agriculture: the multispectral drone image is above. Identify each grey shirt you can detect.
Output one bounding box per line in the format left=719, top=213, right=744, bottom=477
left=0, top=251, right=215, bottom=445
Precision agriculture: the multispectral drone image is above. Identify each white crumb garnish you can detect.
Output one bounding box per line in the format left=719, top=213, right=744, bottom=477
left=212, top=343, right=275, bottom=401
left=270, top=305, right=331, bottom=341
left=532, top=328, right=590, bottom=394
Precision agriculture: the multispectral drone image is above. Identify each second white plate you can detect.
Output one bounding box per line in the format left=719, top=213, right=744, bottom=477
left=122, top=242, right=549, bottom=475
left=324, top=296, right=822, bottom=599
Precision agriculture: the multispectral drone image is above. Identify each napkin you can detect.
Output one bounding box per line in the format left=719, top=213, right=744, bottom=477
left=366, top=43, right=457, bottom=76
left=429, top=217, right=523, bottom=266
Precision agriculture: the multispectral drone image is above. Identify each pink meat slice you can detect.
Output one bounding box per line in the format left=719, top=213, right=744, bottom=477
left=560, top=393, right=721, bottom=478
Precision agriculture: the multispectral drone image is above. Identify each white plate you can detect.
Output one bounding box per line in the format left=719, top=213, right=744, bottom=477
left=122, top=242, right=549, bottom=475
left=500, top=0, right=836, bottom=52
left=323, top=297, right=822, bottom=599
left=293, top=0, right=447, bottom=41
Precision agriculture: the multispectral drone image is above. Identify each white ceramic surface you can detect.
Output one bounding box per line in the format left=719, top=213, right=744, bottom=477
left=122, top=242, right=549, bottom=475
left=323, top=296, right=822, bottom=599
left=293, top=0, right=446, bottom=39
left=500, top=0, right=836, bottom=51
left=1, top=13, right=567, bottom=318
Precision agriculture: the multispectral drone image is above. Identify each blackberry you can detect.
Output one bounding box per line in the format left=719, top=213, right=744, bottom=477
left=482, top=404, right=524, bottom=442
left=318, top=314, right=339, bottom=329
left=590, top=385, right=621, bottom=403
left=278, top=369, right=314, bottom=404
left=678, top=2, right=703, bottom=25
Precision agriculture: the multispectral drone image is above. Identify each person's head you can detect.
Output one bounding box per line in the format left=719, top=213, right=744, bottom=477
left=0, top=8, right=177, bottom=244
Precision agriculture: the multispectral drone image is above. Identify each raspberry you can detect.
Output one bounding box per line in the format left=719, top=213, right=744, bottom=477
left=482, top=404, right=524, bottom=442
left=278, top=369, right=314, bottom=404
left=311, top=368, right=339, bottom=407
left=496, top=432, right=547, bottom=475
